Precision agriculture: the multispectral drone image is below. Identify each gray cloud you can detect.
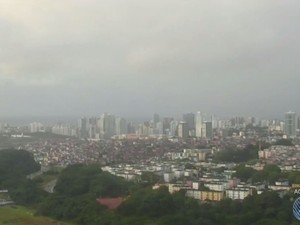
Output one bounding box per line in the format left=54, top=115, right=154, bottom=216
left=0, top=0, right=300, bottom=118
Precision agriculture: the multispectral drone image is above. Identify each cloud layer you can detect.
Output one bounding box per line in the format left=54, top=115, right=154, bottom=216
left=0, top=0, right=299, bottom=118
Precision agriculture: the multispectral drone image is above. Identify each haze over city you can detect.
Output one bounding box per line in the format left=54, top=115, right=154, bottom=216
left=1, top=0, right=300, bottom=119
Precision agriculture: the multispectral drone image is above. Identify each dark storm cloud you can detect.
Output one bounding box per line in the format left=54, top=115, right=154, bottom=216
left=0, top=0, right=300, bottom=118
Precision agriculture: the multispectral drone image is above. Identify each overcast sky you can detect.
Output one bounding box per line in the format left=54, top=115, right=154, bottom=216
left=0, top=0, right=299, bottom=119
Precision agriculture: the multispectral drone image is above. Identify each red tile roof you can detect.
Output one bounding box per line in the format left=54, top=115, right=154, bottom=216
left=96, top=197, right=124, bottom=209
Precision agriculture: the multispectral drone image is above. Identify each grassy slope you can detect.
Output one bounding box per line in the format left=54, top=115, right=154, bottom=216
left=0, top=206, right=71, bottom=225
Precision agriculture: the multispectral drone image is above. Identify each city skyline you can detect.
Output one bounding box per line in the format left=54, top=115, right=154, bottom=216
left=0, top=110, right=299, bottom=126
left=1, top=111, right=298, bottom=140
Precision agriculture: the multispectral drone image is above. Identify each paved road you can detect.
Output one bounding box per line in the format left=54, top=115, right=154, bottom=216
left=27, top=166, right=51, bottom=180
left=44, top=179, right=57, bottom=193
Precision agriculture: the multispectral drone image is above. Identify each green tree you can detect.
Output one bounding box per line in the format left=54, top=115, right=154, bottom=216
left=0, top=149, right=40, bottom=185
left=275, top=139, right=294, bottom=146
left=141, top=171, right=160, bottom=184
left=233, top=165, right=256, bottom=182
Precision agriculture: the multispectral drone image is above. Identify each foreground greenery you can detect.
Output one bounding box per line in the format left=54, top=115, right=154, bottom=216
left=1, top=149, right=300, bottom=225
left=36, top=165, right=299, bottom=225
left=0, top=149, right=40, bottom=186
left=234, top=164, right=300, bottom=184
left=0, top=206, right=71, bottom=225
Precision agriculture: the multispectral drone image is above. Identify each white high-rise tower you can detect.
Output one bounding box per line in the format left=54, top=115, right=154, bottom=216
left=285, top=111, right=296, bottom=138
left=99, top=113, right=116, bottom=139
left=115, top=117, right=127, bottom=135
left=195, top=111, right=202, bottom=137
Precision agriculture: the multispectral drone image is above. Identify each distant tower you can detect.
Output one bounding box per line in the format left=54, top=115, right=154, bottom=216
left=183, top=113, right=195, bottom=131
left=29, top=122, right=44, bottom=133
left=202, top=121, right=213, bottom=139
left=170, top=120, right=179, bottom=137
left=195, top=111, right=202, bottom=138
left=78, top=118, right=88, bottom=138
left=99, top=113, right=116, bottom=139
left=115, top=118, right=127, bottom=135
left=162, top=117, right=173, bottom=135
left=177, top=122, right=189, bottom=139
left=88, top=117, right=98, bottom=139
left=156, top=122, right=163, bottom=135
left=285, top=111, right=297, bottom=138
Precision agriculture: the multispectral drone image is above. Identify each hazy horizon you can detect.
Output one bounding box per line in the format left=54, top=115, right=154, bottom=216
left=0, top=112, right=290, bottom=127
left=1, top=0, right=299, bottom=118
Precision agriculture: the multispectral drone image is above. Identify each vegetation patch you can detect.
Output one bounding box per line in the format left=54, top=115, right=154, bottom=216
left=0, top=206, right=71, bottom=225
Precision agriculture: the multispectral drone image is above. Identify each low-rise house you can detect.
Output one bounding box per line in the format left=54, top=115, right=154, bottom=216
left=204, top=182, right=228, bottom=192
left=268, top=179, right=290, bottom=191
left=168, top=184, right=191, bottom=194
left=226, top=188, right=251, bottom=200
left=199, top=191, right=224, bottom=201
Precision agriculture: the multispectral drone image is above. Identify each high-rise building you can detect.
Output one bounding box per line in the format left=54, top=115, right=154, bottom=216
left=170, top=120, right=179, bottom=137
left=284, top=111, right=297, bottom=138
left=195, top=111, right=202, bottom=137
left=202, top=121, right=213, bottom=139
left=88, top=117, right=98, bottom=139
left=177, top=121, right=189, bottom=138
left=231, top=117, right=246, bottom=128
left=115, top=118, right=127, bottom=135
left=211, top=115, right=218, bottom=129
left=162, top=117, right=173, bottom=134
left=246, top=117, right=256, bottom=126
left=78, top=118, right=88, bottom=138
left=52, top=123, right=76, bottom=137
left=156, top=121, right=163, bottom=135
left=142, top=122, right=151, bottom=135
left=99, top=113, right=116, bottom=139
left=29, top=122, right=44, bottom=133
left=183, top=113, right=195, bottom=130
left=183, top=113, right=195, bottom=137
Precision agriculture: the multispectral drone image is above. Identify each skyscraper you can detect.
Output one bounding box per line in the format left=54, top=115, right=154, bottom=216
left=88, top=117, right=98, bottom=139
left=195, top=111, right=202, bottom=137
left=156, top=121, right=163, bottom=135
left=162, top=117, right=173, bottom=134
left=183, top=113, right=195, bottom=130
left=202, top=121, right=213, bottom=139
left=170, top=120, right=179, bottom=137
left=78, top=118, right=88, bottom=138
left=183, top=113, right=195, bottom=137
left=99, top=113, right=116, bottom=139
left=29, top=122, right=44, bottom=133
left=285, top=111, right=297, bottom=138
left=115, top=117, right=127, bottom=135
left=177, top=121, right=189, bottom=138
